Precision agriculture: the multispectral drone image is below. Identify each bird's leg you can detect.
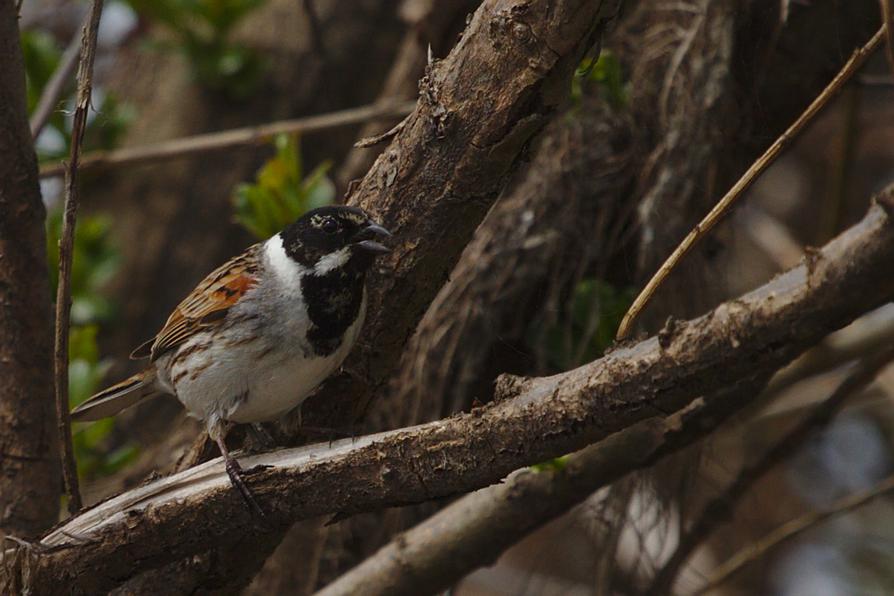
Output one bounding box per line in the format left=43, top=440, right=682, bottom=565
left=211, top=421, right=265, bottom=519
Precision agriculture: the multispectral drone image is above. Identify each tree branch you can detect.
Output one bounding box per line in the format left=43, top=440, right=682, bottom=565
left=7, top=188, right=894, bottom=593
left=54, top=0, right=104, bottom=515
left=300, top=0, right=623, bottom=430
left=314, top=380, right=770, bottom=596
left=37, top=101, right=416, bottom=179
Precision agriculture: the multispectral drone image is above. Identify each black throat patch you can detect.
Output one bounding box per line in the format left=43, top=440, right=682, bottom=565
left=300, top=264, right=366, bottom=357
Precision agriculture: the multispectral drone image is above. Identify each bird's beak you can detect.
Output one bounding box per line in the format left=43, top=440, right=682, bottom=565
left=354, top=222, right=391, bottom=254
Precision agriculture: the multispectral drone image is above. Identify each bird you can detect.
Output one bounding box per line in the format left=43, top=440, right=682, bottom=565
left=71, top=205, right=391, bottom=514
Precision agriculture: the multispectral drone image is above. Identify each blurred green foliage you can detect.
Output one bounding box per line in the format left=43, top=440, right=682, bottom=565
left=45, top=212, right=139, bottom=478
left=533, top=279, right=635, bottom=371
left=45, top=213, right=138, bottom=478
left=22, top=25, right=139, bottom=478
left=46, top=212, right=121, bottom=325
left=571, top=51, right=628, bottom=110
left=528, top=280, right=632, bottom=473
left=126, top=0, right=268, bottom=98
left=233, top=134, right=335, bottom=239
left=20, top=30, right=134, bottom=162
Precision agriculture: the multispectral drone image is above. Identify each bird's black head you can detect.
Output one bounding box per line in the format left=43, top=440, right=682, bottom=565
left=279, top=205, right=391, bottom=271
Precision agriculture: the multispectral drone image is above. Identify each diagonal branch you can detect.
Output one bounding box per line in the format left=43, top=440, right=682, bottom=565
left=53, top=0, right=104, bottom=516
left=7, top=188, right=894, bottom=594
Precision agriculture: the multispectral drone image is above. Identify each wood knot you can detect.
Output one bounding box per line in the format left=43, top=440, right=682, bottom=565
left=493, top=373, right=531, bottom=400
left=658, top=316, right=681, bottom=350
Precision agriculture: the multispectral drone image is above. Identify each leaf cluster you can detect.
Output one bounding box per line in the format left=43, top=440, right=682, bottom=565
left=233, top=134, right=335, bottom=239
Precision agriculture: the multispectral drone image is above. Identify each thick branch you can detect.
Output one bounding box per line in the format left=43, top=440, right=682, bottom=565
left=314, top=380, right=771, bottom=596
left=300, top=0, right=622, bottom=436
left=9, top=189, right=894, bottom=593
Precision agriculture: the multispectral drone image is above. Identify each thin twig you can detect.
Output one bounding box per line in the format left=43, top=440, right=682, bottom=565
left=695, top=473, right=894, bottom=595
left=615, top=25, right=886, bottom=339
left=54, top=0, right=104, bottom=514
left=882, top=0, right=894, bottom=73
left=38, top=100, right=416, bottom=179
left=647, top=346, right=894, bottom=595
left=29, top=13, right=85, bottom=138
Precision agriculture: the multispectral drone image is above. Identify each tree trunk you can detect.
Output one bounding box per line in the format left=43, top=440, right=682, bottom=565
left=0, top=3, right=61, bottom=539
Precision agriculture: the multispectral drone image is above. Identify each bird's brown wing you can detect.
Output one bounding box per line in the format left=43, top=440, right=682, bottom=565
left=131, top=246, right=262, bottom=361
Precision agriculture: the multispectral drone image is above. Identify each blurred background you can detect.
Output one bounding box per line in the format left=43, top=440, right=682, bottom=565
left=18, top=0, right=894, bottom=593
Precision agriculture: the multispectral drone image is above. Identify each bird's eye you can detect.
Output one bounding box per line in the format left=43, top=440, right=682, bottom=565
left=321, top=217, right=339, bottom=234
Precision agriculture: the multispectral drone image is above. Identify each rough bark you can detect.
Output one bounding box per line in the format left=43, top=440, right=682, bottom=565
left=300, top=0, right=623, bottom=429
left=9, top=189, right=894, bottom=594
left=384, top=97, right=636, bottom=428
left=0, top=3, right=61, bottom=538
left=336, top=0, right=480, bottom=188
left=315, top=379, right=772, bottom=596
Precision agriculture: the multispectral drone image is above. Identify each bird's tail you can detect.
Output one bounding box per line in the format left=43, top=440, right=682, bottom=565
left=71, top=369, right=161, bottom=422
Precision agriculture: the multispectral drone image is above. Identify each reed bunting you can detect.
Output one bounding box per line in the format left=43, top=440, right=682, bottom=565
left=72, top=205, right=391, bottom=514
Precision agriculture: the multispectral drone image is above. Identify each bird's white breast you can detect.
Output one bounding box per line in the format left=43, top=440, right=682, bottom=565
left=158, top=235, right=366, bottom=426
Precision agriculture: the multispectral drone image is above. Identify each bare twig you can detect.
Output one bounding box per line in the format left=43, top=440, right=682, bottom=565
left=646, top=346, right=894, bottom=595
left=616, top=25, right=886, bottom=339
left=695, top=473, right=894, bottom=595
left=29, top=14, right=85, bottom=138
left=882, top=0, right=894, bottom=73
left=38, top=100, right=416, bottom=178
left=54, top=0, right=104, bottom=514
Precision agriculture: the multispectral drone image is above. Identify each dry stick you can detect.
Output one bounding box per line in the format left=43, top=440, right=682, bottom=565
left=54, top=0, right=104, bottom=514
left=615, top=25, right=886, bottom=340
left=38, top=100, right=416, bottom=179
left=882, top=0, right=894, bottom=73
left=646, top=346, right=894, bottom=595
left=695, top=473, right=894, bottom=596
left=29, top=13, right=84, bottom=138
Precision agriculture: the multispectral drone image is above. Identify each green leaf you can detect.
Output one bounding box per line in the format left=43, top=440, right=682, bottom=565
left=232, top=135, right=334, bottom=239
left=528, top=279, right=635, bottom=370
left=571, top=51, right=629, bottom=109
